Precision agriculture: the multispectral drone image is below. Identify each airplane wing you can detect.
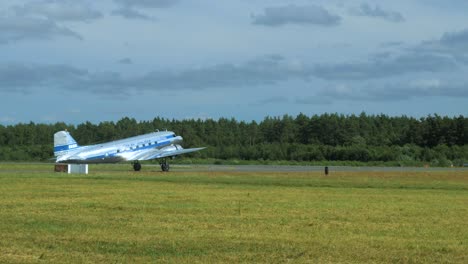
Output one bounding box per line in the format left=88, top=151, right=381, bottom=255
left=134, top=147, right=206, bottom=161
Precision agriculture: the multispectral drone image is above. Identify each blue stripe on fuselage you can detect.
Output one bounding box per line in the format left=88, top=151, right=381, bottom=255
left=83, top=137, right=177, bottom=161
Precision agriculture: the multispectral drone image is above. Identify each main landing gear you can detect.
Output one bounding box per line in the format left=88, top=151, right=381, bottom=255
left=133, top=161, right=141, bottom=171
left=160, top=158, right=170, bottom=172
left=132, top=159, right=170, bottom=172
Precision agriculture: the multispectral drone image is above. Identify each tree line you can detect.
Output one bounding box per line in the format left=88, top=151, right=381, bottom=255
left=0, top=113, right=466, bottom=166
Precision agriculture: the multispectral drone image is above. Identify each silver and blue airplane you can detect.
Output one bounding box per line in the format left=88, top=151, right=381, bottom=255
left=53, top=130, right=204, bottom=171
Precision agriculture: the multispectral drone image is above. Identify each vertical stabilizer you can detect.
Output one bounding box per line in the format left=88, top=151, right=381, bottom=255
left=54, top=131, right=79, bottom=157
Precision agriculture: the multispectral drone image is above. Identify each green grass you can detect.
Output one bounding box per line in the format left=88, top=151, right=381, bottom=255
left=0, top=165, right=467, bottom=263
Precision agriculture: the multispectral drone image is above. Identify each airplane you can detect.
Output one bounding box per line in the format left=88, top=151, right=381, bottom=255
left=53, top=130, right=205, bottom=172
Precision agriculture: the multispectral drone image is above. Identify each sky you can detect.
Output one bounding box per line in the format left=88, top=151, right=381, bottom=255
left=1, top=0, right=468, bottom=124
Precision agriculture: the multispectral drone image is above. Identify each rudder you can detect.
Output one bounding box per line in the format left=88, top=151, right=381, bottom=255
left=54, top=131, right=79, bottom=157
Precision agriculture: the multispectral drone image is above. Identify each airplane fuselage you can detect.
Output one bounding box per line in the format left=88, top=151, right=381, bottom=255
left=56, top=131, right=182, bottom=164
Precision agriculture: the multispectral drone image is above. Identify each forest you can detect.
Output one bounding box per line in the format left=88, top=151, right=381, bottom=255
left=0, top=113, right=467, bottom=166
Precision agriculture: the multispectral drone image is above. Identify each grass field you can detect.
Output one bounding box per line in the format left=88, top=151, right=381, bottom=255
left=0, top=164, right=467, bottom=263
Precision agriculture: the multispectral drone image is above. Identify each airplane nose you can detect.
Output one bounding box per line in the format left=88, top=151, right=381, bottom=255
left=173, top=136, right=183, bottom=144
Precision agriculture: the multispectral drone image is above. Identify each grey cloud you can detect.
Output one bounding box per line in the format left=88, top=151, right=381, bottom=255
left=402, top=28, right=468, bottom=67
left=252, top=5, right=341, bottom=27
left=380, top=41, right=404, bottom=48
left=254, top=96, right=290, bottom=105
left=0, top=63, right=130, bottom=96
left=312, top=28, right=468, bottom=81
left=0, top=64, right=86, bottom=92
left=136, top=55, right=312, bottom=90
left=118, top=58, right=133, bottom=64
left=418, top=28, right=468, bottom=55
left=454, top=55, right=468, bottom=65
left=441, top=29, right=468, bottom=48
left=0, top=56, right=311, bottom=96
left=2, top=52, right=467, bottom=102
left=318, top=84, right=396, bottom=101
left=295, top=96, right=332, bottom=105
left=114, top=0, right=179, bottom=9
left=313, top=53, right=456, bottom=80
left=0, top=16, right=81, bottom=44
left=13, top=0, right=103, bottom=22
left=75, top=72, right=131, bottom=95
left=350, top=3, right=404, bottom=23
left=112, top=0, right=177, bottom=20
left=111, top=8, right=152, bottom=20
left=318, top=78, right=468, bottom=101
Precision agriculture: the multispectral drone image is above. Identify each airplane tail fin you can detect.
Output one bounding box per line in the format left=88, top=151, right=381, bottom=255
left=54, top=131, right=79, bottom=157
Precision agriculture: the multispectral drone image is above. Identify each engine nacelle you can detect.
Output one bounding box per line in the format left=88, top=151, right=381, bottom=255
left=160, top=144, right=183, bottom=153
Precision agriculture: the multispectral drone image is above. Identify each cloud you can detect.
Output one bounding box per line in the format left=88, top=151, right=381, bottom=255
left=255, top=96, right=290, bottom=105
left=318, top=78, right=468, bottom=101
left=0, top=0, right=98, bottom=44
left=311, top=28, right=468, bottom=81
left=252, top=5, right=341, bottom=27
left=78, top=71, right=140, bottom=96
left=380, top=41, right=404, bottom=48
left=295, top=96, right=332, bottom=105
left=388, top=28, right=468, bottom=67
left=12, top=0, right=103, bottom=22
left=1, top=51, right=468, bottom=103
left=441, top=29, right=468, bottom=49
left=313, top=53, right=457, bottom=80
left=112, top=0, right=178, bottom=20
left=135, top=55, right=311, bottom=91
left=3, top=25, right=468, bottom=102
left=311, top=28, right=468, bottom=101
left=111, top=7, right=152, bottom=20
left=350, top=3, right=404, bottom=23
left=417, top=28, right=468, bottom=57
left=118, top=58, right=133, bottom=64
left=0, top=63, right=86, bottom=95
left=0, top=16, right=81, bottom=44
left=0, top=64, right=132, bottom=97
left=0, top=55, right=311, bottom=96
left=113, top=0, right=179, bottom=9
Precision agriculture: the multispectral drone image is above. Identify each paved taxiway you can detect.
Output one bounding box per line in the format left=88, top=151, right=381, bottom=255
left=169, top=164, right=467, bottom=172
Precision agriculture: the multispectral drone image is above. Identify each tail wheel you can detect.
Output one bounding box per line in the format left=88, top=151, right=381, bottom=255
left=133, top=162, right=141, bottom=171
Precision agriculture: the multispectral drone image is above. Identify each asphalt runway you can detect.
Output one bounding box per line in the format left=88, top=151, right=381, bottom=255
left=1, top=163, right=467, bottom=173
left=169, top=164, right=468, bottom=172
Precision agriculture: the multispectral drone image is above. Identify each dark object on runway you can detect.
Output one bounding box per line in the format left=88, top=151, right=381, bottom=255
left=325, top=166, right=329, bottom=175
left=55, top=164, right=68, bottom=173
